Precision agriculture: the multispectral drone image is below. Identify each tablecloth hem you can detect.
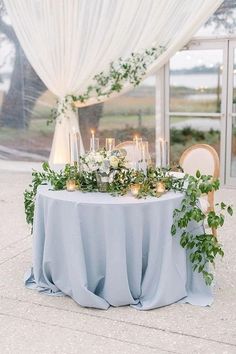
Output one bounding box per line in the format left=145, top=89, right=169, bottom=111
left=24, top=268, right=213, bottom=310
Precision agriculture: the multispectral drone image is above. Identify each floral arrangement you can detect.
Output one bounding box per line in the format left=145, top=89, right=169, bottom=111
left=80, top=149, right=127, bottom=175
left=24, top=163, right=233, bottom=286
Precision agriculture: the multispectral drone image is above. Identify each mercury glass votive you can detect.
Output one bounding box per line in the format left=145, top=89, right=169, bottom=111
left=66, top=179, right=77, bottom=192
left=130, top=183, right=141, bottom=197
left=156, top=181, right=166, bottom=197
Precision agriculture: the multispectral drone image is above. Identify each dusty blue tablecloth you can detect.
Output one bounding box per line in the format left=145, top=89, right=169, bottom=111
left=25, top=185, right=212, bottom=310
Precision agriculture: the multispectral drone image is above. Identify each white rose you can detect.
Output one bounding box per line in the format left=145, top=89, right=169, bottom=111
left=109, top=156, right=119, bottom=169
left=94, top=154, right=103, bottom=163
left=88, top=162, right=98, bottom=171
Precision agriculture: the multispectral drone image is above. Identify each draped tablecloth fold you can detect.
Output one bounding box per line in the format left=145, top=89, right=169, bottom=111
left=25, top=186, right=212, bottom=310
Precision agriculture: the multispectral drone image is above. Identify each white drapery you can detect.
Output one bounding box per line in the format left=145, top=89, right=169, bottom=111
left=4, top=0, right=223, bottom=164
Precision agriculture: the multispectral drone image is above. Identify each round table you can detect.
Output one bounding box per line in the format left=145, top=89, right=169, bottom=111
left=25, top=185, right=212, bottom=310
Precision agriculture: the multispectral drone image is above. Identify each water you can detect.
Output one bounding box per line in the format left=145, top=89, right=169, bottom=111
left=170, top=73, right=220, bottom=89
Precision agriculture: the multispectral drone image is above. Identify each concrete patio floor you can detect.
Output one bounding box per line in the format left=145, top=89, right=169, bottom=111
left=0, top=166, right=235, bottom=354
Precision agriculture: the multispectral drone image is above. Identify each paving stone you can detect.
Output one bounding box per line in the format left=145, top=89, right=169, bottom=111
left=0, top=314, right=162, bottom=354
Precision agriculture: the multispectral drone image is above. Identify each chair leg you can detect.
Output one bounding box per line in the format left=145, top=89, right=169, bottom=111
left=212, top=227, right=217, bottom=237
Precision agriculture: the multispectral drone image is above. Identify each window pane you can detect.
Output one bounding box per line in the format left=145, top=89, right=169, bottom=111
left=170, top=50, right=223, bottom=113
left=170, top=116, right=220, bottom=164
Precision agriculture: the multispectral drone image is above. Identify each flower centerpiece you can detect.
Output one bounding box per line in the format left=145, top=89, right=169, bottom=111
left=80, top=149, right=127, bottom=192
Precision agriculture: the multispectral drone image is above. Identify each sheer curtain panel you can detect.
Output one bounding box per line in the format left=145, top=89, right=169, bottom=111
left=4, top=0, right=223, bottom=164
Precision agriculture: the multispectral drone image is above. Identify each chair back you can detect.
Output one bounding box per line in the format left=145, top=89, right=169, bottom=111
left=179, top=144, right=220, bottom=178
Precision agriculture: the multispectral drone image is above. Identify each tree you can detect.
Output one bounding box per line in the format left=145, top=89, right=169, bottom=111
left=205, top=0, right=236, bottom=33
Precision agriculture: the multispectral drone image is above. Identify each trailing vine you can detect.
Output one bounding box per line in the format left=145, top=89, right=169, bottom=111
left=24, top=163, right=233, bottom=285
left=171, top=171, right=233, bottom=285
left=48, top=46, right=165, bottom=124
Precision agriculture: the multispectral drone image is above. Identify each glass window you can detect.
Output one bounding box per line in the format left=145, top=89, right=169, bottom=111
left=170, top=50, right=223, bottom=113
left=169, top=49, right=223, bottom=165
left=170, top=116, right=220, bottom=164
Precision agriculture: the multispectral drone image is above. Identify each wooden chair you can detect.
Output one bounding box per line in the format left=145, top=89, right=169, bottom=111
left=116, top=141, right=152, bottom=167
left=179, top=144, right=220, bottom=236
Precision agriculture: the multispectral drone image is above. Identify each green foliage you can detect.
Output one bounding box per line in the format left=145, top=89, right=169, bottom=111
left=24, top=164, right=233, bottom=286
left=171, top=170, right=233, bottom=285
left=170, top=127, right=219, bottom=145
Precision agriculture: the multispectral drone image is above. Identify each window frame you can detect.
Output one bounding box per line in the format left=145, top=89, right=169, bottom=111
left=162, top=38, right=231, bottom=185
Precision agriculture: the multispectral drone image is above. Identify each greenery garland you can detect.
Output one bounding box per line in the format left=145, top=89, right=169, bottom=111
left=48, top=46, right=165, bottom=124
left=24, top=162, right=233, bottom=285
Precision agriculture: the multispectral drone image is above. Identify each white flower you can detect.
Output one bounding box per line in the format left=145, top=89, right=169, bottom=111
left=109, top=156, right=119, bottom=169
left=99, top=159, right=110, bottom=174
left=92, top=152, right=102, bottom=163
left=90, top=163, right=98, bottom=171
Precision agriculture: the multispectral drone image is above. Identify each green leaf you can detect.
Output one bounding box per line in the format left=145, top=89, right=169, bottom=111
left=196, top=170, right=201, bottom=178
left=227, top=206, right=233, bottom=216
left=42, top=162, right=49, bottom=171
left=171, top=224, right=176, bottom=236
left=220, top=202, right=226, bottom=209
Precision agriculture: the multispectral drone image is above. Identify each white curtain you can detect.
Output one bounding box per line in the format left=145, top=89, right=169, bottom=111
left=4, top=0, right=223, bottom=165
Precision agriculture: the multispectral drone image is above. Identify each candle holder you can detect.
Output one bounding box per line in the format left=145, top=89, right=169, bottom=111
left=130, top=183, right=141, bottom=197
left=156, top=138, right=169, bottom=168
left=96, top=172, right=114, bottom=193
left=66, top=179, right=77, bottom=192
left=69, top=131, right=80, bottom=166
left=90, top=137, right=100, bottom=152
left=132, top=136, right=142, bottom=170
left=105, top=138, right=115, bottom=152
left=156, top=181, right=166, bottom=197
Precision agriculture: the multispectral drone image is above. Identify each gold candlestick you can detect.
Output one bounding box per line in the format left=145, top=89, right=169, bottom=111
left=66, top=179, right=77, bottom=192
left=156, top=181, right=166, bottom=197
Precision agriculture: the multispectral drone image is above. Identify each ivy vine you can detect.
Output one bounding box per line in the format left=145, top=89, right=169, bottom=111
left=171, top=171, right=233, bottom=285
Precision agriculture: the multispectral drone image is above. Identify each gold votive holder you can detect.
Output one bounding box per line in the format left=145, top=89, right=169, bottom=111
left=156, top=181, right=166, bottom=197
left=66, top=179, right=77, bottom=192
left=130, top=183, right=141, bottom=197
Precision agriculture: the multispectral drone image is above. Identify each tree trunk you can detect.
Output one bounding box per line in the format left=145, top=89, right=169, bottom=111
left=1, top=44, right=26, bottom=129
